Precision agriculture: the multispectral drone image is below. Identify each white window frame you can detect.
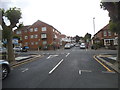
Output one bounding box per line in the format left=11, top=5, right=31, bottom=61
left=30, top=28, right=33, bottom=32
left=25, top=36, right=28, bottom=39
left=103, top=31, right=107, bottom=36
left=35, top=42, right=38, bottom=45
left=25, top=42, right=28, bottom=45
left=34, top=35, right=38, bottom=38
left=42, top=41, right=47, bottom=45
left=42, top=27, right=47, bottom=31
left=30, top=35, right=34, bottom=38
left=16, top=30, right=21, bottom=34
left=108, top=31, right=111, bottom=36
left=31, top=42, right=34, bottom=45
left=41, top=34, right=47, bottom=38
left=34, top=28, right=38, bottom=32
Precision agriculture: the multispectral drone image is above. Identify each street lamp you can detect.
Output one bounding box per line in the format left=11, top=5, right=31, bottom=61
left=93, top=17, right=95, bottom=35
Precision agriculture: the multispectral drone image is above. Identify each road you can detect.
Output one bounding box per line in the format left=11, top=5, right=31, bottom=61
left=2, top=47, right=118, bottom=88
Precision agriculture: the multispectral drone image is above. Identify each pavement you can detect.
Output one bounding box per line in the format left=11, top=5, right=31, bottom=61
left=10, top=54, right=42, bottom=67
left=96, top=53, right=120, bottom=73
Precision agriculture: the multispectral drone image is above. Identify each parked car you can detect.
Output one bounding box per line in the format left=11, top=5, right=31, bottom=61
left=22, top=46, right=29, bottom=52
left=64, top=43, right=71, bottom=49
left=13, top=46, right=22, bottom=52
left=0, top=60, right=11, bottom=79
left=80, top=43, right=86, bottom=49
left=0, top=47, right=7, bottom=53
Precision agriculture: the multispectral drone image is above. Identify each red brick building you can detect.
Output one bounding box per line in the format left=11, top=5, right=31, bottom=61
left=14, top=20, right=61, bottom=50
left=92, top=24, right=118, bottom=48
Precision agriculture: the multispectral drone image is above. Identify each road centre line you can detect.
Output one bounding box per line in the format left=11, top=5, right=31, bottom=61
left=49, top=59, right=64, bottom=74
left=66, top=53, right=70, bottom=57
left=93, top=55, right=113, bottom=72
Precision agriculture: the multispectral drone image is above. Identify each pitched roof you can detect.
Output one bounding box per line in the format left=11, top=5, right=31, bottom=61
left=28, top=20, right=61, bottom=34
left=94, top=24, right=109, bottom=36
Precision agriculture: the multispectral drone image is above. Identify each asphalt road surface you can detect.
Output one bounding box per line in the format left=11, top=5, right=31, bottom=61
left=2, top=47, right=118, bottom=88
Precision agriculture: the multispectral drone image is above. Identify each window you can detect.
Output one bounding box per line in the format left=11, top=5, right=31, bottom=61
left=34, top=35, right=38, bottom=38
left=54, top=34, right=57, bottom=38
left=35, top=42, right=38, bottom=45
left=34, top=28, right=38, bottom=32
left=24, top=29, right=27, bottom=32
left=103, top=31, right=107, bottom=36
left=41, top=34, right=47, bottom=38
left=42, top=41, right=47, bottom=45
left=108, top=31, right=111, bottom=36
left=53, top=29, right=55, bottom=32
left=30, top=35, right=34, bottom=38
left=30, top=28, right=33, bottom=32
left=25, top=36, right=28, bottom=39
left=16, top=30, right=21, bottom=34
left=25, top=42, right=28, bottom=45
left=42, top=27, right=47, bottom=31
left=31, top=42, right=34, bottom=45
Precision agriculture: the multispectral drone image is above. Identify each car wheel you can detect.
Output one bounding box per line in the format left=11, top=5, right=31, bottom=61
left=2, top=65, right=9, bottom=79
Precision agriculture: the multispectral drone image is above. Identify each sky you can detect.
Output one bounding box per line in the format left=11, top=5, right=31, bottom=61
left=1, top=0, right=110, bottom=37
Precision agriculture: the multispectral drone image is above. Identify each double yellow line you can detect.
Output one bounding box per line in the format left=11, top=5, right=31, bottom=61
left=12, top=55, right=43, bottom=68
left=93, top=55, right=113, bottom=72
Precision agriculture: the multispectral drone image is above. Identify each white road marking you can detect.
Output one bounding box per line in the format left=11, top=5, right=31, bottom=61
left=79, top=70, right=82, bottom=75
left=22, top=68, right=29, bottom=72
left=66, top=53, right=70, bottom=57
left=47, top=55, right=52, bottom=59
left=81, top=70, right=92, bottom=72
left=78, top=70, right=92, bottom=75
left=46, top=55, right=58, bottom=59
left=49, top=59, right=64, bottom=74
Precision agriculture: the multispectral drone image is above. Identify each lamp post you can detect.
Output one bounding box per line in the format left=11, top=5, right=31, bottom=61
left=93, top=17, right=95, bottom=35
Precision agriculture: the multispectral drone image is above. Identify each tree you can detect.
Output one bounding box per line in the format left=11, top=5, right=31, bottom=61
left=84, top=33, right=91, bottom=43
left=1, top=7, right=22, bottom=63
left=75, top=35, right=80, bottom=43
left=101, top=2, right=120, bottom=67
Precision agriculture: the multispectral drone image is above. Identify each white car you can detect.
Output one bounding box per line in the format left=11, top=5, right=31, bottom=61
left=64, top=44, right=71, bottom=49
left=13, top=46, right=22, bottom=52
left=80, top=43, right=86, bottom=49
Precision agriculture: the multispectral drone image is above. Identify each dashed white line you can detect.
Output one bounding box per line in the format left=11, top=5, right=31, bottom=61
left=66, top=53, right=70, bottom=57
left=49, top=59, right=64, bottom=74
left=22, top=68, right=29, bottom=72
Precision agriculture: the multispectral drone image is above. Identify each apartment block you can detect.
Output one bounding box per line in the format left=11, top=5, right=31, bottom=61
left=14, top=20, right=61, bottom=50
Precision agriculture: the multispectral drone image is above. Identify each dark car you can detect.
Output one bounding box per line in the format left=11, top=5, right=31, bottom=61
left=22, top=46, right=29, bottom=52
left=0, top=60, right=11, bottom=79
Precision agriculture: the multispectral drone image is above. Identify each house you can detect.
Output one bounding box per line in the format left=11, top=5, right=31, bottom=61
left=14, top=20, right=61, bottom=50
left=92, top=24, right=118, bottom=49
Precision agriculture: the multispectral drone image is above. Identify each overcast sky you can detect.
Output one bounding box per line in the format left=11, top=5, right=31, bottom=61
left=1, top=0, right=110, bottom=37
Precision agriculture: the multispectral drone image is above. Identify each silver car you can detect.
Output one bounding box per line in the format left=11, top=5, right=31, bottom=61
left=0, top=60, right=11, bottom=79
left=80, top=43, right=86, bottom=49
